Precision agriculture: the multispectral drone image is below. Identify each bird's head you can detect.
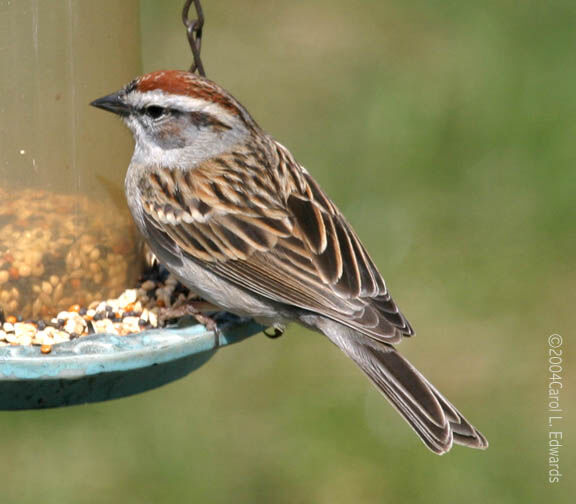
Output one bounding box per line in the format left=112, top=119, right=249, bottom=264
left=91, top=70, right=257, bottom=169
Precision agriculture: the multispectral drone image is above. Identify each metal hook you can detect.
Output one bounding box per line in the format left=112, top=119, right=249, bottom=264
left=182, top=0, right=206, bottom=76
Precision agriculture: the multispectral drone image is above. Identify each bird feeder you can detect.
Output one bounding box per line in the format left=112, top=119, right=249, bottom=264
left=0, top=0, right=261, bottom=409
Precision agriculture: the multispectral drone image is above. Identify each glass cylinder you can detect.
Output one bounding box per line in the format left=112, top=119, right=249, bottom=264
left=0, top=0, right=143, bottom=320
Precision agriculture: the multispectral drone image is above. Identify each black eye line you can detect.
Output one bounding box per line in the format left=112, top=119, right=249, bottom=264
left=142, top=105, right=185, bottom=120
left=189, top=111, right=232, bottom=130
left=139, top=106, right=230, bottom=130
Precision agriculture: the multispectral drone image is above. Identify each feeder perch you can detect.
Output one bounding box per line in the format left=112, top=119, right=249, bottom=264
left=0, top=316, right=263, bottom=410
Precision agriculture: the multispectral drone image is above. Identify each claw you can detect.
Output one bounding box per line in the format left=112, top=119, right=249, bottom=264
left=263, top=326, right=284, bottom=339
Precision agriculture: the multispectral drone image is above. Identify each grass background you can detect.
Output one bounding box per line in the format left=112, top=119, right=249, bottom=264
left=1, top=0, right=575, bottom=502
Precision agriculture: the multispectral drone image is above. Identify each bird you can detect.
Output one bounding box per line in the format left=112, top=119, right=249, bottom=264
left=91, top=70, right=488, bottom=454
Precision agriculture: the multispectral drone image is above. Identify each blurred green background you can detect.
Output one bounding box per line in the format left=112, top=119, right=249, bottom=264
left=1, top=0, right=575, bottom=502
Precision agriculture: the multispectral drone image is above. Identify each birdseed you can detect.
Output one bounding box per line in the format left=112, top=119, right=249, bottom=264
left=0, top=188, right=141, bottom=320
left=0, top=265, right=199, bottom=350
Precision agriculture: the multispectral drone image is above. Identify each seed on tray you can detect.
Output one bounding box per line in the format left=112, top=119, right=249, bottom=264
left=0, top=257, right=201, bottom=348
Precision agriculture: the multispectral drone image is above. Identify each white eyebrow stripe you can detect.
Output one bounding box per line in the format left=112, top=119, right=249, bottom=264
left=125, top=90, right=237, bottom=123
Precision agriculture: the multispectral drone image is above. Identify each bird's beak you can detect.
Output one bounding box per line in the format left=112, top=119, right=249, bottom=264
left=90, top=91, right=130, bottom=116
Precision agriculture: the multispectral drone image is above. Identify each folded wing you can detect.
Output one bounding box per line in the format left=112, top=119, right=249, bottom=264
left=138, top=142, right=413, bottom=343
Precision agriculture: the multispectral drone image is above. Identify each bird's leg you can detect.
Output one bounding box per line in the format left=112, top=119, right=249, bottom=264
left=159, top=300, right=222, bottom=348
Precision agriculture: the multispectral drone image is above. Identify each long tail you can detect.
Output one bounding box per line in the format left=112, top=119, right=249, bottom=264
left=315, top=319, right=488, bottom=454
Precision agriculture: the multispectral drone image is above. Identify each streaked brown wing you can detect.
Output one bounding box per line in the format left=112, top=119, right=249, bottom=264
left=139, top=154, right=413, bottom=342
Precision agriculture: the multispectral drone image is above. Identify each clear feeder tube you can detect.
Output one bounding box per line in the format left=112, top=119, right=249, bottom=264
left=0, top=0, right=143, bottom=320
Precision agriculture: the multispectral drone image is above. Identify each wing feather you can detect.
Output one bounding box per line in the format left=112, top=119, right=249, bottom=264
left=137, top=142, right=413, bottom=342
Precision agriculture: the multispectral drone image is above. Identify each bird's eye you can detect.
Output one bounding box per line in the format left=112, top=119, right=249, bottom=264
left=144, top=106, right=166, bottom=119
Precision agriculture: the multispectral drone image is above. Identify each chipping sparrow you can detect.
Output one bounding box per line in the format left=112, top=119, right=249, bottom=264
left=91, top=70, right=488, bottom=454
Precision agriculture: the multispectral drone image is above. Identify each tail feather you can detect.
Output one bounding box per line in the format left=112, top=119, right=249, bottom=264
left=313, top=318, right=488, bottom=454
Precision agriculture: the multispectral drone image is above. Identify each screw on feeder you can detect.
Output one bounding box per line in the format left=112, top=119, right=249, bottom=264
left=182, top=0, right=206, bottom=76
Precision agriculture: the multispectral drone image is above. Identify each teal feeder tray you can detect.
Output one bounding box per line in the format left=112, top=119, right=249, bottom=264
left=0, top=316, right=263, bottom=410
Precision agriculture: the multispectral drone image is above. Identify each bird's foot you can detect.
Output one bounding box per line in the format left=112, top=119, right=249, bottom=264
left=159, top=300, right=221, bottom=348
